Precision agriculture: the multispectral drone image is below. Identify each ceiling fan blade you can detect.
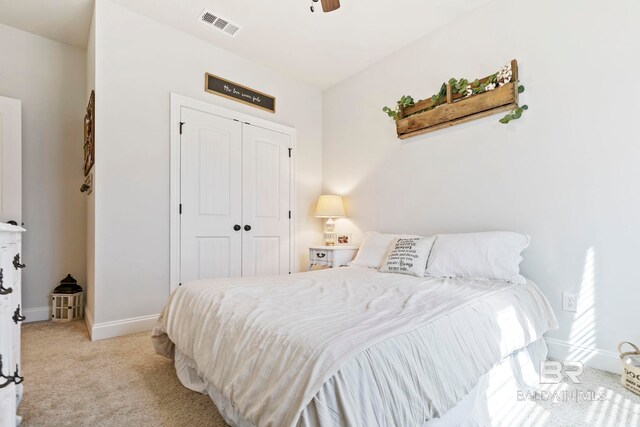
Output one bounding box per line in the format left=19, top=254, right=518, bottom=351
left=321, top=0, right=340, bottom=12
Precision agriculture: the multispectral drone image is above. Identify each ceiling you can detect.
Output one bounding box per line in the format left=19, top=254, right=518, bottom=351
left=0, top=0, right=491, bottom=89
left=0, top=0, right=93, bottom=49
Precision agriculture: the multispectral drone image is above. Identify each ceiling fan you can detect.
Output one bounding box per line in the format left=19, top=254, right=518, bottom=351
left=310, top=0, right=340, bottom=13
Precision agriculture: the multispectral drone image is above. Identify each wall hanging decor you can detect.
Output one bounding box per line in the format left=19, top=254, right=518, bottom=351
left=383, top=60, right=527, bottom=139
left=83, top=90, right=95, bottom=176
left=205, top=73, right=276, bottom=113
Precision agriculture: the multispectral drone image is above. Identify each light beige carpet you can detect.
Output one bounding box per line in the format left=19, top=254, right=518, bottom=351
left=20, top=320, right=227, bottom=427
left=19, top=320, right=640, bottom=426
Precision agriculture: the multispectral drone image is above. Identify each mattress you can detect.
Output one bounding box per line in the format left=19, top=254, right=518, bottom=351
left=152, top=267, right=557, bottom=427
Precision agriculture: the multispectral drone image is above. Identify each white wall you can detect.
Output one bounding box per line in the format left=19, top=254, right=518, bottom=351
left=0, top=24, right=87, bottom=320
left=323, top=0, right=640, bottom=370
left=90, top=0, right=323, bottom=327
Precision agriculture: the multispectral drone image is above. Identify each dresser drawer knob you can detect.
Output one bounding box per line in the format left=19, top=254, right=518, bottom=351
left=13, top=254, right=25, bottom=270
left=12, top=305, right=25, bottom=324
left=0, top=269, right=12, bottom=295
left=316, top=252, right=326, bottom=258
left=12, top=365, right=23, bottom=385
left=0, top=355, right=13, bottom=389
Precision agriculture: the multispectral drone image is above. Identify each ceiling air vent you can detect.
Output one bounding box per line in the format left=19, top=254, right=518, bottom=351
left=198, top=9, right=242, bottom=38
left=201, top=12, right=217, bottom=24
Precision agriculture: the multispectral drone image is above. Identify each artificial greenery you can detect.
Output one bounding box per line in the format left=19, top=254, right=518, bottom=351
left=382, top=95, right=415, bottom=120
left=499, top=85, right=527, bottom=124
left=449, top=77, right=469, bottom=95
left=431, top=83, right=447, bottom=103
left=499, top=105, right=528, bottom=123
left=382, top=70, right=528, bottom=126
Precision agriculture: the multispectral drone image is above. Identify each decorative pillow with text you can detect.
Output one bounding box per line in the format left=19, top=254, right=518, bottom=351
left=379, top=236, right=436, bottom=277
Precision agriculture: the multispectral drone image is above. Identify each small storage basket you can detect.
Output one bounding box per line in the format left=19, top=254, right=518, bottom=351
left=619, top=341, right=640, bottom=396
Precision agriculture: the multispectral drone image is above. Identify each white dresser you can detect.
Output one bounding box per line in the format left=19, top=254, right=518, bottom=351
left=0, top=223, right=25, bottom=427
left=0, top=96, right=24, bottom=426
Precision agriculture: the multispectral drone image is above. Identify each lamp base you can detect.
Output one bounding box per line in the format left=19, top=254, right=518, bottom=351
left=323, top=234, right=337, bottom=246
left=323, top=218, right=337, bottom=245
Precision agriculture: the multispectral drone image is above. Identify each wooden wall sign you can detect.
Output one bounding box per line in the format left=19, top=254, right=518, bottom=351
left=205, top=73, right=276, bottom=113
left=83, top=90, right=95, bottom=176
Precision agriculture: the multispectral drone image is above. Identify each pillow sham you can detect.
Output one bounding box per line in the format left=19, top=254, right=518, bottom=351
left=379, top=237, right=436, bottom=277
left=349, top=232, right=397, bottom=269
left=350, top=231, right=420, bottom=269
left=425, top=231, right=530, bottom=284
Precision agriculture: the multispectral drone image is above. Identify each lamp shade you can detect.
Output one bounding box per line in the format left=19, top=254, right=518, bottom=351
left=314, top=195, right=345, bottom=218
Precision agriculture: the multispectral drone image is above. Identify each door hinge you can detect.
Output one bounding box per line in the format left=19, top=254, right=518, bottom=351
left=179, top=204, right=182, bottom=214
left=179, top=122, right=185, bottom=134
left=288, top=210, right=291, bottom=219
left=288, top=148, right=292, bottom=158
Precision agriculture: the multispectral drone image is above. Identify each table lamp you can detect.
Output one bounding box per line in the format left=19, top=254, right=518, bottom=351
left=314, top=195, right=345, bottom=246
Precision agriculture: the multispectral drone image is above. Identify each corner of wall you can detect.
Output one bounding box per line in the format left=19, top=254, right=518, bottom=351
left=85, top=3, right=97, bottom=328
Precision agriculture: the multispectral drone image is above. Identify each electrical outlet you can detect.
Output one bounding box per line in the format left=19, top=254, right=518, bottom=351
left=563, top=292, right=577, bottom=312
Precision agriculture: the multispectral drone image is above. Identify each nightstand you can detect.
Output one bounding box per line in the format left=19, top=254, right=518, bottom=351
left=309, top=246, right=358, bottom=270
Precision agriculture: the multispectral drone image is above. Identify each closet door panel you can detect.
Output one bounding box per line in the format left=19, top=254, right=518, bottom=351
left=180, top=108, right=242, bottom=283
left=253, top=237, right=280, bottom=276
left=242, top=125, right=290, bottom=277
left=196, top=237, right=231, bottom=279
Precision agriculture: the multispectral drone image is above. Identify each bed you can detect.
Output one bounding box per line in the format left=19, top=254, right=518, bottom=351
left=152, top=265, right=557, bottom=427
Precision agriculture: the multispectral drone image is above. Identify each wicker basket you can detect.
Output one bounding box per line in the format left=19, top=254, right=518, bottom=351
left=619, top=341, right=640, bottom=396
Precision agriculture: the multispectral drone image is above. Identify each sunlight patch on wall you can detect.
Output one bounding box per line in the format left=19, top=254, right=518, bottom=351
left=567, top=247, right=597, bottom=362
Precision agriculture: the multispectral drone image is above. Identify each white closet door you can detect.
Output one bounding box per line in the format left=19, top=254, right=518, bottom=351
left=242, top=125, right=290, bottom=277
left=0, top=97, right=21, bottom=224
left=180, top=107, right=242, bottom=283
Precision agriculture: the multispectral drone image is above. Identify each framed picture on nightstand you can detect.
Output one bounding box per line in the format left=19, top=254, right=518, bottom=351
left=337, top=233, right=352, bottom=245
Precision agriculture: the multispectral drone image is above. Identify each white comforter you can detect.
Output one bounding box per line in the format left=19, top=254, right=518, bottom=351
left=153, top=267, right=557, bottom=427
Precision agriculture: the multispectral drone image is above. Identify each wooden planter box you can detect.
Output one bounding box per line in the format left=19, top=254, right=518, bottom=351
left=396, top=60, right=519, bottom=139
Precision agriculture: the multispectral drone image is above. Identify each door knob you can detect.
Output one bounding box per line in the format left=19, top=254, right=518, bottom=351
left=233, top=224, right=241, bottom=231
left=244, top=225, right=252, bottom=231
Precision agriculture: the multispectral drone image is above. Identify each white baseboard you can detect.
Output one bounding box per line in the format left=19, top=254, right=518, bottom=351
left=84, top=306, right=94, bottom=339
left=90, top=313, right=159, bottom=341
left=546, top=338, right=620, bottom=374
left=22, top=305, right=157, bottom=341
left=22, top=306, right=49, bottom=323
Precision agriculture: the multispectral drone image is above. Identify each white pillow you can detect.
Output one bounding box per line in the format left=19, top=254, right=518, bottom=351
left=380, top=237, right=436, bottom=277
left=350, top=231, right=420, bottom=269
left=425, top=232, right=530, bottom=284
left=350, top=232, right=396, bottom=268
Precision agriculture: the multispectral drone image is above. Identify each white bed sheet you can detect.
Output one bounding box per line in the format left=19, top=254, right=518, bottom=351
left=153, top=267, right=557, bottom=427
left=172, top=337, right=549, bottom=427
